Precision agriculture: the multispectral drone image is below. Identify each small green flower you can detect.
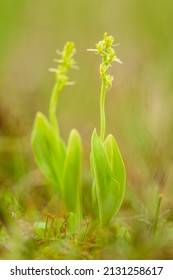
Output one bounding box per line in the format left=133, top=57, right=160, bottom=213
left=96, top=33, right=114, bottom=56
left=96, top=32, right=122, bottom=90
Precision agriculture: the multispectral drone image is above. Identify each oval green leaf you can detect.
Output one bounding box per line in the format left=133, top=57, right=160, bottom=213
left=104, top=134, right=126, bottom=215
left=63, top=129, right=82, bottom=224
left=91, top=130, right=120, bottom=226
left=31, top=112, right=66, bottom=193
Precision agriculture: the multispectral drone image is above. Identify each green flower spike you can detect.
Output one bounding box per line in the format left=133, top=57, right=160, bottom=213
left=48, top=42, right=77, bottom=134
left=88, top=32, right=122, bottom=141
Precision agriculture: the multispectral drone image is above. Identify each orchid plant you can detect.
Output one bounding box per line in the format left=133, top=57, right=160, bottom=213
left=88, top=33, right=126, bottom=227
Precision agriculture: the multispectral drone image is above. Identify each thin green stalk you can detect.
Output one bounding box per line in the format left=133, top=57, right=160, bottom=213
left=77, top=190, right=83, bottom=229
left=49, top=81, right=64, bottom=135
left=100, top=78, right=107, bottom=141
left=152, top=195, right=162, bottom=235
left=49, top=215, right=55, bottom=237
left=44, top=214, right=49, bottom=238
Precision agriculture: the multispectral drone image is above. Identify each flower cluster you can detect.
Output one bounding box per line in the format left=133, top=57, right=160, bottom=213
left=88, top=32, right=122, bottom=90
left=49, top=42, right=77, bottom=85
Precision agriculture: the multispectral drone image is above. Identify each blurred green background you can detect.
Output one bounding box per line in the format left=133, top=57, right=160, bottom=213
left=0, top=0, right=173, bottom=210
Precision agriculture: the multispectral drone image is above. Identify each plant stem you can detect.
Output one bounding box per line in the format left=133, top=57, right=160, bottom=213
left=49, top=81, right=64, bottom=135
left=152, top=195, right=162, bottom=235
left=100, top=78, right=106, bottom=141
left=44, top=214, right=49, bottom=238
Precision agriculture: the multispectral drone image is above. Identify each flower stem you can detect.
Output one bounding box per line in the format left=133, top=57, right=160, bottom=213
left=49, top=81, right=64, bottom=135
left=100, top=78, right=107, bottom=141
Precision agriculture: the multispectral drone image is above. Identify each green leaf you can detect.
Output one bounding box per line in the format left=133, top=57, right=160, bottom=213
left=91, top=130, right=120, bottom=226
left=31, top=112, right=66, bottom=193
left=66, top=212, right=76, bottom=236
left=63, top=129, right=82, bottom=222
left=104, top=134, right=126, bottom=214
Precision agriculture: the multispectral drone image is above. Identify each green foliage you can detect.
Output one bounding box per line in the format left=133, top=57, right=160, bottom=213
left=91, top=131, right=125, bottom=226
left=31, top=34, right=125, bottom=236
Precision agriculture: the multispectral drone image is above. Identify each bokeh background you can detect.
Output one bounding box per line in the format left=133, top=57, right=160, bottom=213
left=1, top=0, right=173, bottom=224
